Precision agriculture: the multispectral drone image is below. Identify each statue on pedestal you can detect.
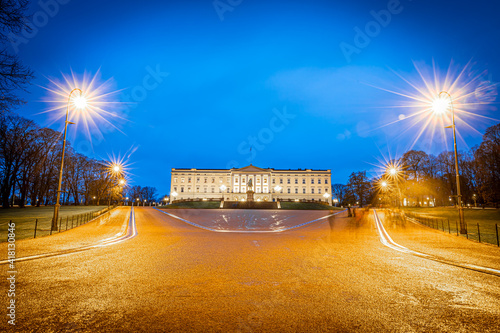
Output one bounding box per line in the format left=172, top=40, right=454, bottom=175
left=246, top=178, right=254, bottom=202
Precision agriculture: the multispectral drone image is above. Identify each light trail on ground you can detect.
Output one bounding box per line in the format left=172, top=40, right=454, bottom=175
left=154, top=208, right=346, bottom=233
left=0, top=207, right=137, bottom=265
left=373, top=209, right=500, bottom=277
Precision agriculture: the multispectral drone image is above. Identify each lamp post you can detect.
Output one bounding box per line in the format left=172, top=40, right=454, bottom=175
left=333, top=198, right=338, bottom=207
left=219, top=185, right=227, bottom=202
left=323, top=192, right=330, bottom=205
left=385, top=163, right=403, bottom=208
left=171, top=191, right=178, bottom=203
left=433, top=91, right=466, bottom=234
left=274, top=185, right=282, bottom=202
left=52, top=88, right=84, bottom=231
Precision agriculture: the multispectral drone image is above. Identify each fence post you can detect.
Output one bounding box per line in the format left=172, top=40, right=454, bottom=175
left=34, top=219, right=38, bottom=238
left=496, top=224, right=499, bottom=247
left=71, top=216, right=74, bottom=229
left=66, top=216, right=68, bottom=231
left=7, top=220, right=11, bottom=241
left=477, top=223, right=481, bottom=243
left=59, top=217, right=62, bottom=232
left=456, top=220, right=458, bottom=236
left=447, top=219, right=450, bottom=234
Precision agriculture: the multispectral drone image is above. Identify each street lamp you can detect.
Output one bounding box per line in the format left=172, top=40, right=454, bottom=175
left=323, top=192, right=330, bottom=205
left=385, top=162, right=403, bottom=208
left=52, top=88, right=85, bottom=231
left=274, top=185, right=282, bottom=202
left=333, top=198, right=338, bottom=207
left=171, top=191, right=178, bottom=203
left=432, top=91, right=466, bottom=234
left=219, top=185, right=227, bottom=202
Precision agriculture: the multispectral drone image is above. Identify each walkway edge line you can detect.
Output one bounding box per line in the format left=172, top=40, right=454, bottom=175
left=373, top=209, right=500, bottom=277
left=154, top=207, right=346, bottom=233
left=0, top=206, right=137, bottom=265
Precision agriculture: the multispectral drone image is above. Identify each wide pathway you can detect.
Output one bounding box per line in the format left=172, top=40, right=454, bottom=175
left=1, top=207, right=499, bottom=332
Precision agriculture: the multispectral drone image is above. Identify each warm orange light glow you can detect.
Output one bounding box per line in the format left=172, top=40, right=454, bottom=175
left=431, top=96, right=450, bottom=115
left=72, top=94, right=88, bottom=110
left=369, top=61, right=498, bottom=151
left=42, top=69, right=125, bottom=145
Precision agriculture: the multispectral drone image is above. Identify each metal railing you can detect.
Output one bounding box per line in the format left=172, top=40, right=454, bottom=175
left=402, top=210, right=499, bottom=247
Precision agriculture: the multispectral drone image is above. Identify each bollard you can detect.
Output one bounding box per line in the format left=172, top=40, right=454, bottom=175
left=496, top=224, right=499, bottom=247
left=34, top=219, right=38, bottom=238
left=477, top=223, right=481, bottom=243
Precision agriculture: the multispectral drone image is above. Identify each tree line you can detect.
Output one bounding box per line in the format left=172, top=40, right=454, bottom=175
left=0, top=113, right=123, bottom=208
left=332, top=122, right=500, bottom=208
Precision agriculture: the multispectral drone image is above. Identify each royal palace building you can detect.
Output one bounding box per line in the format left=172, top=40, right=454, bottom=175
left=170, top=165, right=332, bottom=205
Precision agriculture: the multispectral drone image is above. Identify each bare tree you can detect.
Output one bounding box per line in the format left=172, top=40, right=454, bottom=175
left=0, top=0, right=34, bottom=112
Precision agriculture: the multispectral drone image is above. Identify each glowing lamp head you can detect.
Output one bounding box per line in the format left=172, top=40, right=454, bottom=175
left=381, top=181, right=388, bottom=188
left=119, top=179, right=125, bottom=185
left=431, top=96, right=450, bottom=115
left=113, top=165, right=121, bottom=173
left=389, top=168, right=397, bottom=176
left=72, top=94, right=88, bottom=110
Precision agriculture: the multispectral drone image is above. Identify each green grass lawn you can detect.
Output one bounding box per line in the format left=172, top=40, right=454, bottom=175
left=403, top=207, right=500, bottom=246
left=0, top=205, right=112, bottom=241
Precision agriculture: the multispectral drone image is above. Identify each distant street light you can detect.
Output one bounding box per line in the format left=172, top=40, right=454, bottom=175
left=323, top=192, right=330, bottom=204
left=171, top=191, right=178, bottom=203
left=385, top=162, right=403, bottom=208
left=274, top=185, right=282, bottom=202
left=219, top=185, right=227, bottom=201
left=51, top=88, right=88, bottom=230
left=333, top=198, right=338, bottom=207
left=432, top=91, right=466, bottom=234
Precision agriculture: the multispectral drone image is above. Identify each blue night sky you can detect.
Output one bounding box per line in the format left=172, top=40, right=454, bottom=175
left=11, top=0, right=500, bottom=196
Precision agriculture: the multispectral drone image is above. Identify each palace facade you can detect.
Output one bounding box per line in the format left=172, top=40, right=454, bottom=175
left=170, top=165, right=332, bottom=205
